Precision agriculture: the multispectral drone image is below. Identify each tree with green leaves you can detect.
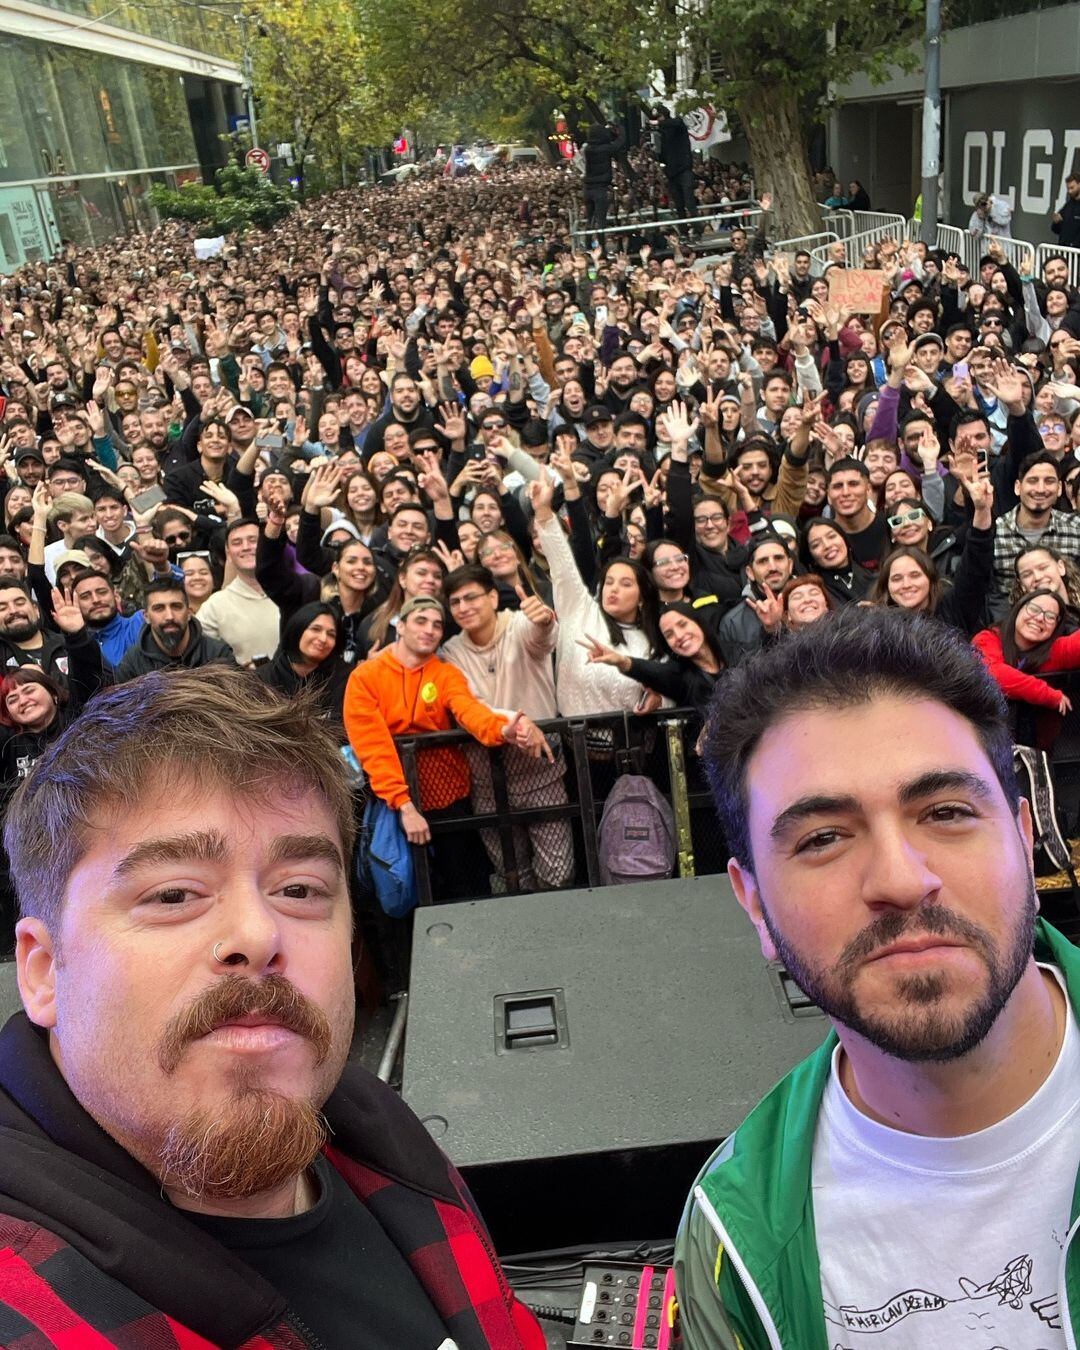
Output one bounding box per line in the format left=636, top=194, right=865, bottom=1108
left=149, top=165, right=294, bottom=235
left=356, top=0, right=665, bottom=134
left=247, top=0, right=398, bottom=196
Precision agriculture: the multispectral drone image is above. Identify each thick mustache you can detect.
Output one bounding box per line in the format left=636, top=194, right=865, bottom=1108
left=837, top=905, right=992, bottom=975
left=158, top=974, right=333, bottom=1073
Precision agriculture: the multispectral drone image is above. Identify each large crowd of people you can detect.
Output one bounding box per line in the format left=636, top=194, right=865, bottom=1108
left=0, top=153, right=1080, bottom=946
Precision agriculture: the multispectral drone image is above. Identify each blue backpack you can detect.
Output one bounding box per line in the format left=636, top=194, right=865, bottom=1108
left=359, top=797, right=418, bottom=918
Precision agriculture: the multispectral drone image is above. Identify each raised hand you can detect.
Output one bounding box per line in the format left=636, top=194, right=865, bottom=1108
left=200, top=480, right=240, bottom=516
left=575, top=635, right=630, bottom=671
left=746, top=582, right=783, bottom=633
left=84, top=400, right=106, bottom=438
left=515, top=582, right=554, bottom=627
left=660, top=398, right=696, bottom=449
left=431, top=538, right=465, bottom=572
left=50, top=584, right=85, bottom=634
left=416, top=451, right=449, bottom=503
left=958, top=465, right=994, bottom=524
left=800, top=391, right=823, bottom=426
left=983, top=357, right=1027, bottom=412
left=31, top=481, right=52, bottom=523
left=91, top=366, right=113, bottom=402
left=886, top=329, right=913, bottom=372
left=528, top=475, right=555, bottom=517
left=303, top=461, right=343, bottom=510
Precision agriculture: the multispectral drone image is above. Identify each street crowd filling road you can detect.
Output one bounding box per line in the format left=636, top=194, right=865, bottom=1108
left=0, top=145, right=1080, bottom=1347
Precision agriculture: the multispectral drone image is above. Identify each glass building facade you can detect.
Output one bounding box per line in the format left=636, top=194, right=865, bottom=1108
left=0, top=1, right=242, bottom=267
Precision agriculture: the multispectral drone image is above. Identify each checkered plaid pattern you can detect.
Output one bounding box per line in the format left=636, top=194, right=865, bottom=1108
left=0, top=1153, right=543, bottom=1350
left=0, top=1218, right=303, bottom=1349
left=327, top=1146, right=545, bottom=1350
left=992, top=506, right=1080, bottom=608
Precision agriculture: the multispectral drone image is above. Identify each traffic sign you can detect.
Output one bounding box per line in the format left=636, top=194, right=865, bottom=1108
left=245, top=147, right=270, bottom=173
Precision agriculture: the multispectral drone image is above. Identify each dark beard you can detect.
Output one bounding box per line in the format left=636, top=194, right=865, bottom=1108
left=154, top=623, right=187, bottom=653
left=763, top=883, right=1038, bottom=1063
left=1, top=618, right=40, bottom=643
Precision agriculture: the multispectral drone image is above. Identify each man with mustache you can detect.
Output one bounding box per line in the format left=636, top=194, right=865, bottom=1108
left=114, top=577, right=236, bottom=681
left=675, top=609, right=1080, bottom=1349
left=0, top=666, right=543, bottom=1349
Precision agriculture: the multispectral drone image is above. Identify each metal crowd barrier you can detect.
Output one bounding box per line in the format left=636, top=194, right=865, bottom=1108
left=570, top=206, right=763, bottom=246
left=931, top=222, right=969, bottom=261
left=695, top=197, right=760, bottom=213
left=771, top=231, right=840, bottom=274
left=810, top=215, right=907, bottom=269
left=848, top=210, right=908, bottom=238
left=819, top=208, right=855, bottom=238
left=1038, top=243, right=1080, bottom=288
left=382, top=708, right=723, bottom=906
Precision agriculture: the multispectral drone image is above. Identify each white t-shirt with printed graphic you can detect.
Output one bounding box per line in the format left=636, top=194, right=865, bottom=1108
left=812, top=965, right=1078, bottom=1348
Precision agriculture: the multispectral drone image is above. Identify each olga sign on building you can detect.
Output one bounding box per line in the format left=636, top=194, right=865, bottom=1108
left=948, top=81, right=1080, bottom=239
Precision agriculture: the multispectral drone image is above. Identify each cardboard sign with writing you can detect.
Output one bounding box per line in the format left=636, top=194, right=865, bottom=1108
left=827, top=267, right=885, bottom=314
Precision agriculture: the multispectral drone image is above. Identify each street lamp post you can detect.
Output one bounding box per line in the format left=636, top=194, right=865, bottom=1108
left=919, top=0, right=941, bottom=247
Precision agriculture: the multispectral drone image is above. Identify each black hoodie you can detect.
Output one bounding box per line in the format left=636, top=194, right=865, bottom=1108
left=0, top=1013, right=539, bottom=1349
left=256, top=600, right=349, bottom=726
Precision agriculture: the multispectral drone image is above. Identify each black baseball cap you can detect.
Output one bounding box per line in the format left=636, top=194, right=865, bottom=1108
left=583, top=404, right=614, bottom=427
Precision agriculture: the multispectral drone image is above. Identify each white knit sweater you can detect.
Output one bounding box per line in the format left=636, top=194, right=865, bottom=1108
left=536, top=514, right=654, bottom=716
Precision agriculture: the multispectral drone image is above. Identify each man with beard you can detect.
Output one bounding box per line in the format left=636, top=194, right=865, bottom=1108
left=0, top=578, right=91, bottom=685
left=361, top=372, right=436, bottom=460
left=714, top=532, right=793, bottom=668
left=675, top=610, right=1079, bottom=1350
left=0, top=666, right=545, bottom=1348
left=71, top=567, right=145, bottom=666
left=115, top=578, right=235, bottom=680
left=600, top=352, right=644, bottom=417
left=138, top=406, right=185, bottom=475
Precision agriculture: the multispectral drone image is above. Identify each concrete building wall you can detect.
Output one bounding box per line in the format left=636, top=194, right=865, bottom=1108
left=833, top=2, right=1080, bottom=242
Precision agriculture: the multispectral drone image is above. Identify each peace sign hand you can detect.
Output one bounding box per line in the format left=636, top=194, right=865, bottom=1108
left=575, top=634, right=629, bottom=670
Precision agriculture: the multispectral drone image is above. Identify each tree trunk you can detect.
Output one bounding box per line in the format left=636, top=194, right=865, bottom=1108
left=737, top=84, right=821, bottom=241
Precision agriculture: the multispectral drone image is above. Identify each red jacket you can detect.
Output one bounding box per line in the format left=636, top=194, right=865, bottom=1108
left=973, top=625, right=1080, bottom=710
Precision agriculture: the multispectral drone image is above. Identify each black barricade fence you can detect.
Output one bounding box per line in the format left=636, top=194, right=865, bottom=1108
left=361, top=708, right=728, bottom=907
left=1016, top=671, right=1080, bottom=840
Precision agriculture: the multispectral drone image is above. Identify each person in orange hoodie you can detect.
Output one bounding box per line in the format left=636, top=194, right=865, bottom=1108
left=343, top=594, right=552, bottom=899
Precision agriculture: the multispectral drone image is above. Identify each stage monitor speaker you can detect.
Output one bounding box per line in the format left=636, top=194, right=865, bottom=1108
left=402, top=877, right=829, bottom=1253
